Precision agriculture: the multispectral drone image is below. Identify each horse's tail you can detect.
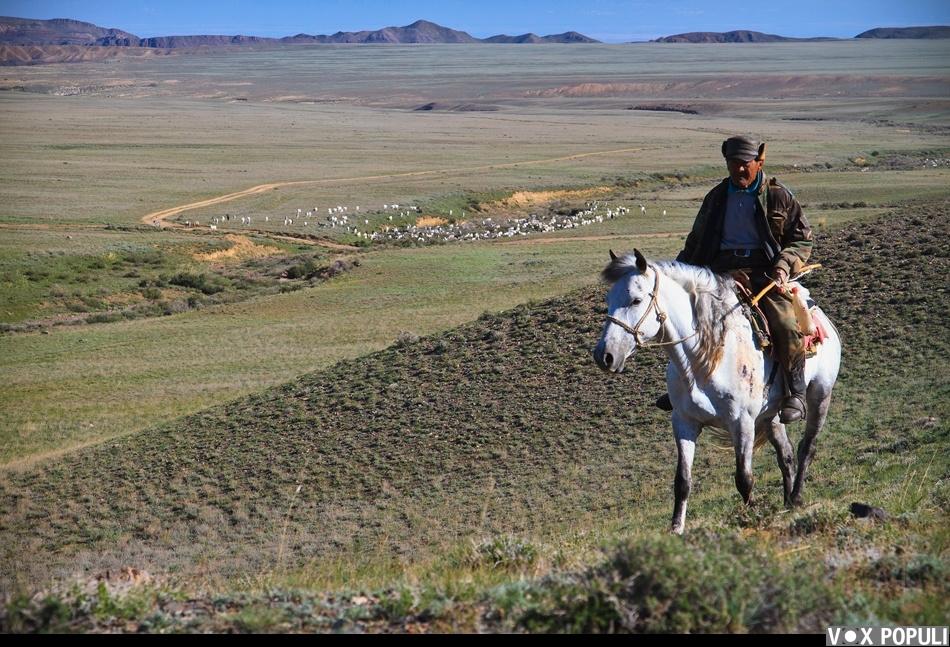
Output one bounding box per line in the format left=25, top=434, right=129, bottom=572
left=704, top=425, right=770, bottom=452
left=753, top=427, right=770, bottom=451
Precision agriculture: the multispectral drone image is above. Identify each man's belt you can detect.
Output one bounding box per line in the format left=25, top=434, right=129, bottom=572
left=719, top=248, right=763, bottom=258
left=711, top=249, right=769, bottom=272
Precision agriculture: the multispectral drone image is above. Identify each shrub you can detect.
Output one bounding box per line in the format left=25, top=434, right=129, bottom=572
left=2, top=594, right=74, bottom=632
left=46, top=281, right=70, bottom=296
left=122, top=250, right=165, bottom=266
left=162, top=300, right=190, bottom=316
left=87, top=312, right=124, bottom=324
left=284, top=258, right=320, bottom=280
left=504, top=534, right=845, bottom=633
left=865, top=554, right=946, bottom=586
left=394, top=331, right=420, bottom=348
left=788, top=505, right=848, bottom=536
left=469, top=535, right=540, bottom=571
left=168, top=272, right=227, bottom=295
left=79, top=295, right=106, bottom=310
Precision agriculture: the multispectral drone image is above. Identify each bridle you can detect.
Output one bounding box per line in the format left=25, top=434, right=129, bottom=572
left=605, top=265, right=699, bottom=348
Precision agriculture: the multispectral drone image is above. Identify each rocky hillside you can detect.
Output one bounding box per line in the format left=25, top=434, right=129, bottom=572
left=0, top=43, right=173, bottom=65
left=281, top=19, right=479, bottom=44
left=855, top=26, right=950, bottom=39
left=652, top=30, right=834, bottom=43
left=483, top=31, right=598, bottom=44
left=0, top=16, right=138, bottom=45
left=653, top=25, right=950, bottom=42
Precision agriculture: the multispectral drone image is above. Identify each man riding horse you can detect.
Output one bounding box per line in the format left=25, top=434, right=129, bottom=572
left=656, top=136, right=813, bottom=423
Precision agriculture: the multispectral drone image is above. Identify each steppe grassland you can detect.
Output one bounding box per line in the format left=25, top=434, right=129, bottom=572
left=0, top=209, right=946, bottom=630
left=0, top=237, right=682, bottom=466
left=0, top=196, right=895, bottom=466
left=2, top=40, right=947, bottom=225
left=0, top=41, right=948, bottom=467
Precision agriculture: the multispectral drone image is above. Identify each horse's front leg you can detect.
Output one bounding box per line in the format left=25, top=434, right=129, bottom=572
left=734, top=417, right=756, bottom=505
left=671, top=412, right=701, bottom=535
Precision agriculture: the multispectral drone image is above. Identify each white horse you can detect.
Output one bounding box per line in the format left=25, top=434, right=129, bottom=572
left=593, top=250, right=841, bottom=534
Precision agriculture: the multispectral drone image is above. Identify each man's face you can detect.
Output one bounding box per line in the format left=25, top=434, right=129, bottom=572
left=727, top=157, right=762, bottom=188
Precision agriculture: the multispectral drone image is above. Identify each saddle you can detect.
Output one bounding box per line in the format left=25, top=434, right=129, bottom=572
left=732, top=278, right=775, bottom=354
left=730, top=273, right=828, bottom=359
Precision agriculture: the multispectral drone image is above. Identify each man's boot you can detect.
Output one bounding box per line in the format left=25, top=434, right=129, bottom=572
left=779, top=357, right=807, bottom=423
left=655, top=393, right=673, bottom=411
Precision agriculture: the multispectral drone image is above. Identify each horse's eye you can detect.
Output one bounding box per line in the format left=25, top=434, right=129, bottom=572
left=631, top=298, right=642, bottom=306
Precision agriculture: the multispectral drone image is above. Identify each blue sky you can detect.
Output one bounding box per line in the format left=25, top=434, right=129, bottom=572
left=2, top=0, right=948, bottom=42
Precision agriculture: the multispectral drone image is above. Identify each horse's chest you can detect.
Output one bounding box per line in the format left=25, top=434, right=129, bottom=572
left=730, top=347, right=766, bottom=401
left=689, top=369, right=766, bottom=424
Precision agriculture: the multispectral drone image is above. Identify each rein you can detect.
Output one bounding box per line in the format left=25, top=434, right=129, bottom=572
left=605, top=266, right=699, bottom=348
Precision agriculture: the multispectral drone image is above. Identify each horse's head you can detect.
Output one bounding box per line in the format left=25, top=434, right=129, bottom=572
left=593, top=249, right=665, bottom=373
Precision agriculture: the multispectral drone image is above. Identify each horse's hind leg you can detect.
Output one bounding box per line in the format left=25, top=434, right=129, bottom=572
left=671, top=413, right=701, bottom=535
left=765, top=417, right=796, bottom=508
left=790, top=392, right=832, bottom=507
left=733, top=418, right=756, bottom=505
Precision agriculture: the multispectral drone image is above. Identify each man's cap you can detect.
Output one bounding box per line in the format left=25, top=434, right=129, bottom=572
left=722, top=136, right=764, bottom=161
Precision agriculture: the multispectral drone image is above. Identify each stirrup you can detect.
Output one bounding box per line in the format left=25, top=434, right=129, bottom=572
left=655, top=393, right=673, bottom=411
left=779, top=395, right=806, bottom=423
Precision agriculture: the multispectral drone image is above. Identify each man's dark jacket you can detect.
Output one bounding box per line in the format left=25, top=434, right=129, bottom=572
left=676, top=176, right=813, bottom=277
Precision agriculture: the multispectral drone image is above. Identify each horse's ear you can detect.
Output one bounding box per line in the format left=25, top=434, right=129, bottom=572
left=609, top=249, right=618, bottom=261
left=634, top=248, right=647, bottom=273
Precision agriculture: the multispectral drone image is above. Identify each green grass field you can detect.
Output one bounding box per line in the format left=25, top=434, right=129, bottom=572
left=0, top=40, right=947, bottom=632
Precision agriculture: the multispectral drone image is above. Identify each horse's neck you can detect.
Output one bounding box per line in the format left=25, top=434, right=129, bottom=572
left=655, top=271, right=703, bottom=382
left=655, top=267, right=747, bottom=385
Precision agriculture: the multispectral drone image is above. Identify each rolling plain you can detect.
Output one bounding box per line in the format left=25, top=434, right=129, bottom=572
left=0, top=40, right=947, bottom=631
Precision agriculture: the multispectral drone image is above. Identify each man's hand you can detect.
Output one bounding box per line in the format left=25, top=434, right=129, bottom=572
left=771, top=267, right=788, bottom=293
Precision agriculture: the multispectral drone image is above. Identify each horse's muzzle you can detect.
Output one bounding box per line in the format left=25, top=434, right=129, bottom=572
left=593, top=340, right=625, bottom=373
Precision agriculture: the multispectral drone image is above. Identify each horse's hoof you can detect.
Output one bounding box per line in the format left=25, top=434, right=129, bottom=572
left=670, top=525, right=685, bottom=536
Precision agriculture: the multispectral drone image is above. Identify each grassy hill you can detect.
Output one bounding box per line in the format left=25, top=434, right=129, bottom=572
left=1, top=205, right=947, bottom=632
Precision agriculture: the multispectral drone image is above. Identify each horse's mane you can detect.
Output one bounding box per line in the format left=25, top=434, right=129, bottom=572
left=602, top=255, right=742, bottom=378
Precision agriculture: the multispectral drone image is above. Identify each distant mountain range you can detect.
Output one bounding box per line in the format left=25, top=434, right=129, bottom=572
left=0, top=17, right=599, bottom=47
left=652, top=30, right=836, bottom=43
left=1, top=17, right=948, bottom=66
left=652, top=26, right=949, bottom=43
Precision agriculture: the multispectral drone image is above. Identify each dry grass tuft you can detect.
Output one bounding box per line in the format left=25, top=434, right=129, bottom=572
left=490, top=187, right=613, bottom=209
left=193, top=235, right=281, bottom=263
left=415, top=216, right=448, bottom=228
